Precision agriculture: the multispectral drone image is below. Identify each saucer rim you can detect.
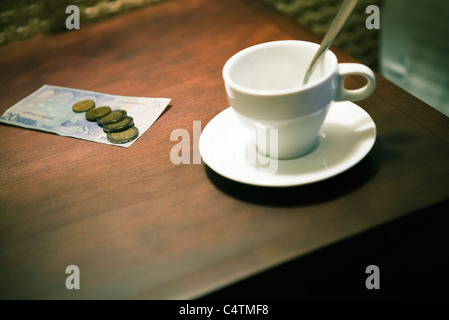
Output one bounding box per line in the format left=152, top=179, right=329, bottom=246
left=199, top=102, right=376, bottom=187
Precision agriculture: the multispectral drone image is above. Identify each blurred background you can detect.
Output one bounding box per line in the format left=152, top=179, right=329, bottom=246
left=1, top=0, right=448, bottom=116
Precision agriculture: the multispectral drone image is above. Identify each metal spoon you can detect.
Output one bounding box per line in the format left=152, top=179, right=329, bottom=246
left=302, top=0, right=359, bottom=85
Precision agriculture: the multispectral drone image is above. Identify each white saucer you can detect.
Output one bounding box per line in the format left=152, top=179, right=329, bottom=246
left=199, top=101, right=376, bottom=187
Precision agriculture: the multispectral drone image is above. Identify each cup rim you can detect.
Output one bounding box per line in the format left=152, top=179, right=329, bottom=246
left=222, top=40, right=338, bottom=96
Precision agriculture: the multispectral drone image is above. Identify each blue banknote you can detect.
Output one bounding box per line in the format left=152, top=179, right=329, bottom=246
left=0, top=85, right=171, bottom=147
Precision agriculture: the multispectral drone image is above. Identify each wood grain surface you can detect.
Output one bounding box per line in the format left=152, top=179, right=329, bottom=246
left=1, top=0, right=449, bottom=299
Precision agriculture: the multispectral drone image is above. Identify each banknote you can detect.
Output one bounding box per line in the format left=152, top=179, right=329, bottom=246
left=0, top=85, right=171, bottom=147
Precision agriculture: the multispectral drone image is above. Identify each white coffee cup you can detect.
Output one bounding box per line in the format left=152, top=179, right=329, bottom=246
left=222, top=40, right=376, bottom=159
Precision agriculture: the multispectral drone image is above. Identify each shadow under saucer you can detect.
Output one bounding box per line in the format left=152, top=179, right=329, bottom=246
left=204, top=139, right=384, bottom=207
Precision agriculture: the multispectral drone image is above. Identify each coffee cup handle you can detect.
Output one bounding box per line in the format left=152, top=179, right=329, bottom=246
left=335, top=63, right=376, bottom=102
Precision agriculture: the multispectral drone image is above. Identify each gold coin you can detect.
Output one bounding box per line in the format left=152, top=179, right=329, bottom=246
left=97, top=110, right=127, bottom=126
left=85, top=106, right=112, bottom=121
left=102, top=116, right=134, bottom=133
left=72, top=100, right=95, bottom=113
left=107, top=126, right=139, bottom=144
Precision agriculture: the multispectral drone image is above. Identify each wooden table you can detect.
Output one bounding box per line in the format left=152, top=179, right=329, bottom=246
left=1, top=0, right=449, bottom=300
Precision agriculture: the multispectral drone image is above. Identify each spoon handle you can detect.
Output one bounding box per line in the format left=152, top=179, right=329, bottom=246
left=303, top=0, right=359, bottom=85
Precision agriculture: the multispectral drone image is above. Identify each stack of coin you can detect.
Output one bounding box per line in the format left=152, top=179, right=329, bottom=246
left=71, top=100, right=139, bottom=144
